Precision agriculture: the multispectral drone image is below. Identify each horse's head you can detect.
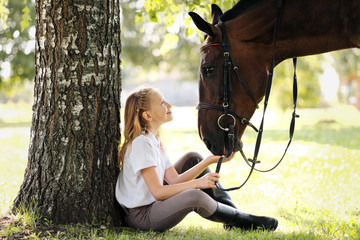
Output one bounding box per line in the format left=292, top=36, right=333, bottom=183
left=189, top=4, right=268, bottom=155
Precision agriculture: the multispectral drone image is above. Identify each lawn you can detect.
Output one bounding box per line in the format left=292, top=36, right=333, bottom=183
left=1, top=103, right=359, bottom=239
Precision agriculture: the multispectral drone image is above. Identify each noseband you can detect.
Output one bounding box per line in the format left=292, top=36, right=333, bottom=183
left=197, top=0, right=299, bottom=191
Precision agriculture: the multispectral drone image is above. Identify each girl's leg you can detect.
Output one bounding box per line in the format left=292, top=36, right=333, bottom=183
left=173, top=152, right=237, bottom=208
left=126, top=153, right=277, bottom=231
left=174, top=153, right=278, bottom=231
left=126, top=189, right=217, bottom=232
left=126, top=189, right=278, bottom=232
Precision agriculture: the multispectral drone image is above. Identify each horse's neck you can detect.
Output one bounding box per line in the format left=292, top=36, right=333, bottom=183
left=276, top=0, right=358, bottom=60
left=228, top=0, right=359, bottom=63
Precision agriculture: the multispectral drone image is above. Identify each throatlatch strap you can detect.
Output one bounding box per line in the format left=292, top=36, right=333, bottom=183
left=242, top=57, right=299, bottom=172
left=248, top=0, right=284, bottom=166
left=242, top=1, right=299, bottom=173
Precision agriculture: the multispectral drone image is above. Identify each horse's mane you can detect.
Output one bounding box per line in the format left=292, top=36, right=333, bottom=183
left=220, top=0, right=267, bottom=21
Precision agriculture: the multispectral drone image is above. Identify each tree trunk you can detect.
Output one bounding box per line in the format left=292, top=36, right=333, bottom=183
left=13, top=0, right=122, bottom=225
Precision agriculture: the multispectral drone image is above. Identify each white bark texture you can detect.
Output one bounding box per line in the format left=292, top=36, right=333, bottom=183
left=13, top=0, right=122, bottom=224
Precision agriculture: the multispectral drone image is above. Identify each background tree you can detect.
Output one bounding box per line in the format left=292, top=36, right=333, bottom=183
left=120, top=0, right=202, bottom=84
left=273, top=56, right=323, bottom=110
left=332, top=48, right=360, bottom=108
left=333, top=49, right=360, bottom=77
left=12, top=0, right=122, bottom=224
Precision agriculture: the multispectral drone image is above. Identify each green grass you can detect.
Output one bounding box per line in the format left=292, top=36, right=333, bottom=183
left=1, top=103, right=360, bottom=239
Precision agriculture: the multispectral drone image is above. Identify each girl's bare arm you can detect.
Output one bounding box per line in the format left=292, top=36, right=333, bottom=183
left=141, top=166, right=219, bottom=201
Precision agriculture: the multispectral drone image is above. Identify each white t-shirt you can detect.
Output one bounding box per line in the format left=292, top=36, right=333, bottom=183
left=115, top=132, right=173, bottom=208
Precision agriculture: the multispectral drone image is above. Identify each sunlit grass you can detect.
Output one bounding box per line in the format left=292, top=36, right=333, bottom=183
left=0, top=129, right=30, bottom=216
left=163, top=105, right=360, bottom=239
left=0, top=102, right=32, bottom=216
left=1, top=103, right=360, bottom=239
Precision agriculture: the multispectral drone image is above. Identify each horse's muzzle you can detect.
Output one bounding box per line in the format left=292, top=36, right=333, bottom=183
left=203, top=138, right=213, bottom=152
left=233, top=140, right=243, bottom=152
left=203, top=137, right=243, bottom=156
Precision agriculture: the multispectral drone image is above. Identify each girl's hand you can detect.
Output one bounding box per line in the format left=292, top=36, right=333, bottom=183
left=204, top=152, right=236, bottom=165
left=222, top=152, right=235, bottom=163
left=196, top=172, right=220, bottom=189
left=204, top=155, right=221, bottom=165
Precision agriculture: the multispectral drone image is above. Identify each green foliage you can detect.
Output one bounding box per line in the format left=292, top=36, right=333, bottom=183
left=20, top=3, right=30, bottom=31
left=0, top=0, right=9, bottom=29
left=120, top=0, right=201, bottom=83
left=273, top=56, right=322, bottom=110
left=0, top=0, right=35, bottom=93
left=135, top=0, right=237, bottom=55
left=121, top=0, right=240, bottom=82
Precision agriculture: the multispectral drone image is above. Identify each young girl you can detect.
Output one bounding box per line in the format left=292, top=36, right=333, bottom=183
left=115, top=86, right=278, bottom=232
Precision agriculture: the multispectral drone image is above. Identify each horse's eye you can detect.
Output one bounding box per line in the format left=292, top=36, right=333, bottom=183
left=202, top=67, right=214, bottom=77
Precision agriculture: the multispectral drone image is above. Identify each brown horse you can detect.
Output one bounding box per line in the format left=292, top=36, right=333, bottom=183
left=189, top=0, right=360, bottom=155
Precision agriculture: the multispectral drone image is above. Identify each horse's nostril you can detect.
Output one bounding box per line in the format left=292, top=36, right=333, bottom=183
left=203, top=139, right=212, bottom=150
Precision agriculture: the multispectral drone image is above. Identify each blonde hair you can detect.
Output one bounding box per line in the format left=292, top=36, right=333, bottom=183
left=118, top=86, right=161, bottom=169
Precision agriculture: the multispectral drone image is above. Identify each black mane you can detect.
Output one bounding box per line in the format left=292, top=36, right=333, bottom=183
left=220, top=0, right=267, bottom=21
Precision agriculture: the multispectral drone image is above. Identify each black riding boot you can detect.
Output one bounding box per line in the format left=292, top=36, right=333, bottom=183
left=201, top=178, right=238, bottom=229
left=202, top=183, right=237, bottom=229
left=202, top=182, right=237, bottom=209
left=206, top=202, right=278, bottom=231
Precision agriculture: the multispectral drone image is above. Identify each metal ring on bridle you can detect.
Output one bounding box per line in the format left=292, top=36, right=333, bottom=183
left=217, top=114, right=236, bottom=131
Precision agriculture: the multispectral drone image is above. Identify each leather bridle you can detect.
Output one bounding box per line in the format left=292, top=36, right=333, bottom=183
left=197, top=19, right=259, bottom=134
left=197, top=0, right=299, bottom=191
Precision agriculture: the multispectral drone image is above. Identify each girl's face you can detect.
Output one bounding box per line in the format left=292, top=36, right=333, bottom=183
left=148, top=91, right=173, bottom=126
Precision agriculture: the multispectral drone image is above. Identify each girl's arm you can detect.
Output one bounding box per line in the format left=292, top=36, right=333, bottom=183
left=164, top=153, right=235, bottom=185
left=141, top=166, right=219, bottom=201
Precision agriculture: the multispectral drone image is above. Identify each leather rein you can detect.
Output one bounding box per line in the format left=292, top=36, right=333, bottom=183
left=197, top=0, right=300, bottom=191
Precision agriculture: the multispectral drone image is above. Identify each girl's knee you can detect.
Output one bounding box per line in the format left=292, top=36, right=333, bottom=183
left=181, top=189, right=217, bottom=217
left=175, top=152, right=204, bottom=174
left=184, top=152, right=203, bottom=161
left=181, top=189, right=213, bottom=205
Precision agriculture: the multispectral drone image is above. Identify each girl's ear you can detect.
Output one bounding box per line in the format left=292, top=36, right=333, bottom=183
left=142, top=111, right=152, bottom=121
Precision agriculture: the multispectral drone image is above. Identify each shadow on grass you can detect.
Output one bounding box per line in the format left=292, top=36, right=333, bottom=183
left=2, top=211, right=356, bottom=239
left=103, top=225, right=333, bottom=240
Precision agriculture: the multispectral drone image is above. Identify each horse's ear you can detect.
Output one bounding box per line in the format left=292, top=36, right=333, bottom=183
left=189, top=12, right=215, bottom=37
left=211, top=4, right=223, bottom=25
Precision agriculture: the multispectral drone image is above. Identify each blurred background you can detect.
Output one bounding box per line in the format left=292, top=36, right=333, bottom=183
left=0, top=0, right=359, bottom=110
